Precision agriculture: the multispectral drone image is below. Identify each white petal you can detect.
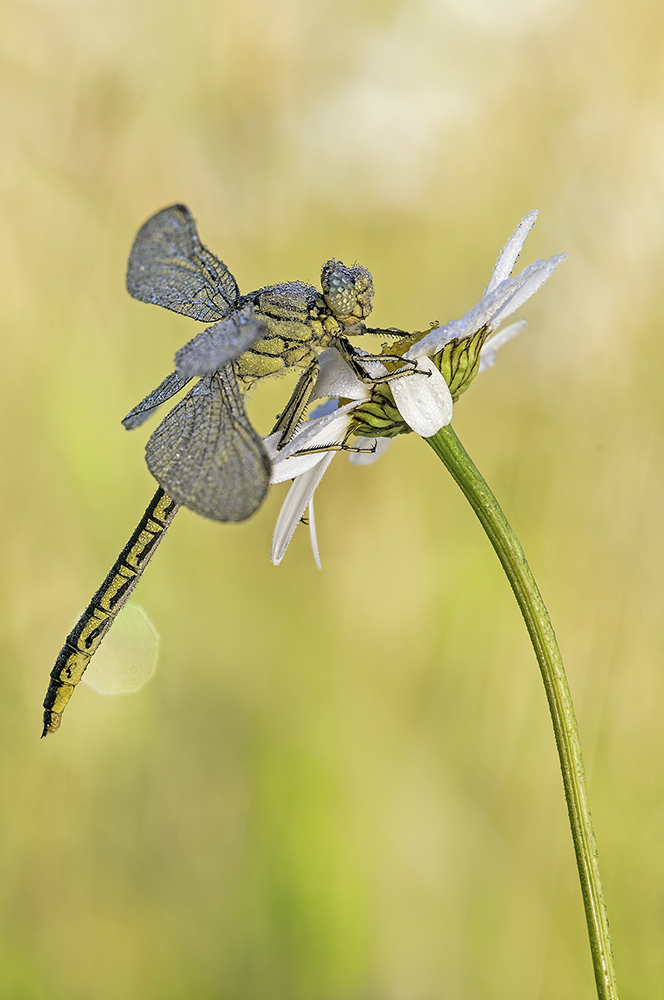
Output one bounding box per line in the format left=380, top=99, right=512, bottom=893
left=488, top=254, right=567, bottom=328
left=271, top=453, right=335, bottom=566
left=405, top=319, right=465, bottom=360
left=308, top=499, right=321, bottom=569
left=407, top=211, right=538, bottom=360
left=457, top=263, right=545, bottom=339
left=270, top=448, right=336, bottom=484
left=312, top=349, right=371, bottom=401
left=406, top=281, right=515, bottom=358
left=478, top=320, right=527, bottom=372
left=266, top=400, right=358, bottom=486
left=407, top=253, right=566, bottom=360
left=350, top=354, right=388, bottom=380
left=264, top=429, right=324, bottom=483
left=272, top=402, right=357, bottom=462
left=348, top=436, right=394, bottom=466
left=390, top=357, right=453, bottom=437
left=484, top=210, right=539, bottom=294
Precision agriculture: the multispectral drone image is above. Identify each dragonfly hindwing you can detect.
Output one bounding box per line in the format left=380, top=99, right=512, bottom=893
left=145, top=366, right=271, bottom=522
left=126, top=204, right=240, bottom=322
left=122, top=370, right=192, bottom=430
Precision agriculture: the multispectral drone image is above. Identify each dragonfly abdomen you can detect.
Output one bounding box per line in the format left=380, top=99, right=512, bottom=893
left=42, top=489, right=179, bottom=736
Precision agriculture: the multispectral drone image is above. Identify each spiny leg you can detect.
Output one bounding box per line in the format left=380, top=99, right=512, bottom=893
left=270, top=358, right=379, bottom=460
left=332, top=336, right=423, bottom=385
left=269, top=361, right=320, bottom=450
left=285, top=439, right=377, bottom=459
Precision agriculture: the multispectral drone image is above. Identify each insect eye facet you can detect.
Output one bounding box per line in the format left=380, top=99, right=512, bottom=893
left=321, top=260, right=375, bottom=322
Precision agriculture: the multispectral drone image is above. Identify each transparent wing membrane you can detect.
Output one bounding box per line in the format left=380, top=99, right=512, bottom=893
left=122, top=370, right=192, bottom=430
left=126, top=204, right=240, bottom=322
left=175, top=309, right=267, bottom=378
left=145, top=366, right=271, bottom=522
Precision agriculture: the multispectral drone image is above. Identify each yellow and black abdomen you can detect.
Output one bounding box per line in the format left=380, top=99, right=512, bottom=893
left=42, top=489, right=179, bottom=736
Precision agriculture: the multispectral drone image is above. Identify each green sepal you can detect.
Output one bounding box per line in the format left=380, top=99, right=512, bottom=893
left=349, top=385, right=412, bottom=439
left=432, top=324, right=490, bottom=401
left=349, top=324, right=490, bottom=439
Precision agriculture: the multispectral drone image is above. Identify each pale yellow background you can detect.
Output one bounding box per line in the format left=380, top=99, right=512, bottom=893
left=1, top=0, right=662, bottom=996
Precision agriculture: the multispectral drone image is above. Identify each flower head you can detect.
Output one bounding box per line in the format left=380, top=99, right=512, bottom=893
left=270, top=210, right=565, bottom=565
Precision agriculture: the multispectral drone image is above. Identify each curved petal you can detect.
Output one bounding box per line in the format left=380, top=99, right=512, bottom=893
left=484, top=210, right=539, bottom=293
left=269, top=448, right=336, bottom=484
left=312, top=349, right=370, bottom=401
left=488, top=254, right=567, bottom=329
left=479, top=319, right=527, bottom=372
left=308, top=499, right=321, bottom=570
left=348, top=436, right=394, bottom=466
left=390, top=358, right=453, bottom=436
left=270, top=403, right=356, bottom=463
left=271, top=453, right=336, bottom=565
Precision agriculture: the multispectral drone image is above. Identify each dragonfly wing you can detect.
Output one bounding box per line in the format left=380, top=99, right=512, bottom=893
left=122, top=371, right=192, bottom=430
left=175, top=308, right=267, bottom=378
left=126, top=204, right=240, bottom=322
left=145, top=366, right=271, bottom=522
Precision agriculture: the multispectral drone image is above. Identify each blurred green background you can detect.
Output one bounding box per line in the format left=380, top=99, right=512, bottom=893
left=2, top=0, right=663, bottom=996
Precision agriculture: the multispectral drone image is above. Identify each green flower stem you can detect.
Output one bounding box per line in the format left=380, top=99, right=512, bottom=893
left=426, top=423, right=619, bottom=1000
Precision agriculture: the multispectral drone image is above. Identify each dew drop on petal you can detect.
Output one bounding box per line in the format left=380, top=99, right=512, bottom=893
left=390, top=358, right=453, bottom=437
left=82, top=603, right=159, bottom=695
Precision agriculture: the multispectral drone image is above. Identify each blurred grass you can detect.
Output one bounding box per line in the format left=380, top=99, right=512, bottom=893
left=2, top=0, right=664, bottom=996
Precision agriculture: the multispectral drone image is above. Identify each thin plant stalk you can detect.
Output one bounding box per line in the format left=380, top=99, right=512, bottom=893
left=426, top=423, right=619, bottom=1000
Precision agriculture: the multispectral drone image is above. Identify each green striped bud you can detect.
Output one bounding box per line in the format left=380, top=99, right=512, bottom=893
left=349, top=384, right=411, bottom=439
left=431, top=324, right=489, bottom=401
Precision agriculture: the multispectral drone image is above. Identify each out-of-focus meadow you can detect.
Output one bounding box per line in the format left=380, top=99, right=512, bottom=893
left=2, top=0, right=663, bottom=996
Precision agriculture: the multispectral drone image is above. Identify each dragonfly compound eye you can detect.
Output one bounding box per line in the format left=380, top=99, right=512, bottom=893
left=321, top=260, right=375, bottom=325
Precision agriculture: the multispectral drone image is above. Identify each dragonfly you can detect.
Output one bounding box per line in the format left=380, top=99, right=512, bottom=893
left=42, top=204, right=416, bottom=737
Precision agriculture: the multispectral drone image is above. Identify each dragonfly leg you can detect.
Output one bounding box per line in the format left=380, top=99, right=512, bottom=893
left=333, top=337, right=423, bottom=385
left=269, top=361, right=320, bottom=450
left=285, top=439, right=377, bottom=459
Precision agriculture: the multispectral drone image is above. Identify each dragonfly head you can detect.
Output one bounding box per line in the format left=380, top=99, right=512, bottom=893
left=321, top=260, right=374, bottom=329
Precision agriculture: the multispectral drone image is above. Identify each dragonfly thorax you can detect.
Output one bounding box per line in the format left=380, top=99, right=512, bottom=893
left=320, top=260, right=374, bottom=329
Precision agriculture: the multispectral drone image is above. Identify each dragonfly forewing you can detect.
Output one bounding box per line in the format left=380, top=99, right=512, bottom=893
left=126, top=204, right=240, bottom=322
left=145, top=365, right=271, bottom=522
left=175, top=309, right=268, bottom=378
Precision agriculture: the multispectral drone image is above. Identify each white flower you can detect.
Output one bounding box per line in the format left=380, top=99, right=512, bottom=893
left=269, top=210, right=565, bottom=565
